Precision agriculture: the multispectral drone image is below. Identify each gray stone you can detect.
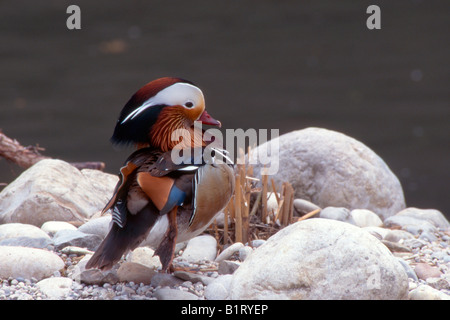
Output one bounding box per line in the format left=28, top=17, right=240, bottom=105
left=0, top=236, right=53, bottom=249
left=426, top=277, right=450, bottom=290
left=0, top=159, right=118, bottom=227
left=181, top=235, right=217, bottom=262
left=52, top=229, right=103, bottom=251
left=384, top=215, right=437, bottom=236
left=383, top=229, right=415, bottom=242
left=238, top=246, right=253, bottom=261
left=0, top=223, right=51, bottom=241
left=362, top=227, right=390, bottom=240
left=151, top=273, right=184, bottom=288
left=36, top=277, right=73, bottom=300
left=350, top=209, right=383, bottom=227
left=293, top=199, right=321, bottom=215
left=40, top=221, right=77, bottom=236
left=117, top=262, right=156, bottom=285
left=419, top=231, right=438, bottom=242
left=403, top=238, right=427, bottom=249
left=319, top=207, right=355, bottom=224
left=215, top=242, right=244, bottom=262
left=0, top=246, right=64, bottom=281
left=396, top=258, right=418, bottom=281
left=381, top=240, right=411, bottom=253
left=229, top=219, right=408, bottom=300
left=250, top=239, right=266, bottom=248
left=204, top=275, right=232, bottom=300
left=218, top=260, right=241, bottom=275
left=154, top=288, right=199, bottom=300
left=395, top=207, right=449, bottom=230
left=414, top=263, right=442, bottom=280
left=127, top=247, right=162, bottom=270
left=248, top=128, right=405, bottom=220
left=78, top=215, right=112, bottom=239
left=408, top=285, right=450, bottom=300
left=73, top=255, right=119, bottom=285
left=173, top=271, right=214, bottom=286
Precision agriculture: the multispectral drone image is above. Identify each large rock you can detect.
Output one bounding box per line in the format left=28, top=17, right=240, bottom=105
left=248, top=128, right=405, bottom=220
left=0, top=159, right=118, bottom=227
left=229, top=218, right=408, bottom=300
left=0, top=246, right=65, bottom=281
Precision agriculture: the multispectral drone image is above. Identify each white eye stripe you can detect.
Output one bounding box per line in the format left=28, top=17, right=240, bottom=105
left=121, top=82, right=204, bottom=124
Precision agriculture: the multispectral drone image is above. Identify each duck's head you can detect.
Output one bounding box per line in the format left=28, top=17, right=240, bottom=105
left=111, top=77, right=221, bottom=151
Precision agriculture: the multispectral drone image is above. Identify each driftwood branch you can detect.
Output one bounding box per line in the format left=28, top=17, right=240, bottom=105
left=0, top=131, right=105, bottom=171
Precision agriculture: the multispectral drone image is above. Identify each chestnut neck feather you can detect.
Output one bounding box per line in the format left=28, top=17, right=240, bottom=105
left=149, top=106, right=205, bottom=152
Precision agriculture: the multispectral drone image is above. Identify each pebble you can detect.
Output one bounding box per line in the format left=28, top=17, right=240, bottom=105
left=117, top=262, right=156, bottom=285
left=150, top=273, right=184, bottom=288
left=384, top=215, right=437, bottom=235
left=40, top=221, right=77, bottom=236
left=350, top=209, right=383, bottom=227
left=0, top=223, right=51, bottom=241
left=414, top=263, right=443, bottom=280
left=127, top=247, right=162, bottom=269
left=77, top=215, right=112, bottom=238
left=0, top=246, right=64, bottom=281
left=293, top=199, right=321, bottom=215
left=218, top=260, right=240, bottom=275
left=319, top=207, right=355, bottom=224
left=173, top=270, right=214, bottom=286
left=181, top=235, right=217, bottom=262
left=36, top=277, right=74, bottom=299
left=409, top=284, right=450, bottom=300
left=204, top=275, right=232, bottom=300
left=154, top=287, right=199, bottom=300
left=215, top=242, right=244, bottom=262
left=238, top=246, right=253, bottom=261
left=52, top=229, right=103, bottom=251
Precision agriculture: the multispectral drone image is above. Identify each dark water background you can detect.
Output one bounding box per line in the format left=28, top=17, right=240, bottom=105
left=1, top=1, right=449, bottom=218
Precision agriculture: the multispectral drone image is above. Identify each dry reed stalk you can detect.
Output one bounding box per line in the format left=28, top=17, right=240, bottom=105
left=234, top=173, right=242, bottom=243
left=242, top=168, right=251, bottom=244
left=270, top=178, right=280, bottom=204
left=223, top=202, right=230, bottom=244
left=281, top=182, right=294, bottom=227
left=206, top=148, right=310, bottom=247
left=297, top=208, right=321, bottom=222
left=261, top=173, right=268, bottom=223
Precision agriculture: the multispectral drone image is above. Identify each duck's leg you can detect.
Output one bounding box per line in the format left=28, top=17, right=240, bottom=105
left=155, top=206, right=178, bottom=272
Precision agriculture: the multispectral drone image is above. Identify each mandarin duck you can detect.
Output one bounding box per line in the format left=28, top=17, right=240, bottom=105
left=86, top=77, right=235, bottom=272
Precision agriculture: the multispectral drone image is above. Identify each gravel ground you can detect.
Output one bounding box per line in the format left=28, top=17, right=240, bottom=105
left=1, top=229, right=449, bottom=300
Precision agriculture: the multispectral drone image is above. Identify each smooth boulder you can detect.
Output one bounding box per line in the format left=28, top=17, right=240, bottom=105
left=249, top=128, right=405, bottom=220
left=0, top=246, right=65, bottom=281
left=229, top=218, right=408, bottom=300
left=0, top=159, right=118, bottom=226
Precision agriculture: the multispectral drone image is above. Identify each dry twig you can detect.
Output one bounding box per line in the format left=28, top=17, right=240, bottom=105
left=0, top=131, right=105, bottom=171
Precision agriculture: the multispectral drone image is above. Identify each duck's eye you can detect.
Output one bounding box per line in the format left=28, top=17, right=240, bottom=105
left=184, top=101, right=194, bottom=108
